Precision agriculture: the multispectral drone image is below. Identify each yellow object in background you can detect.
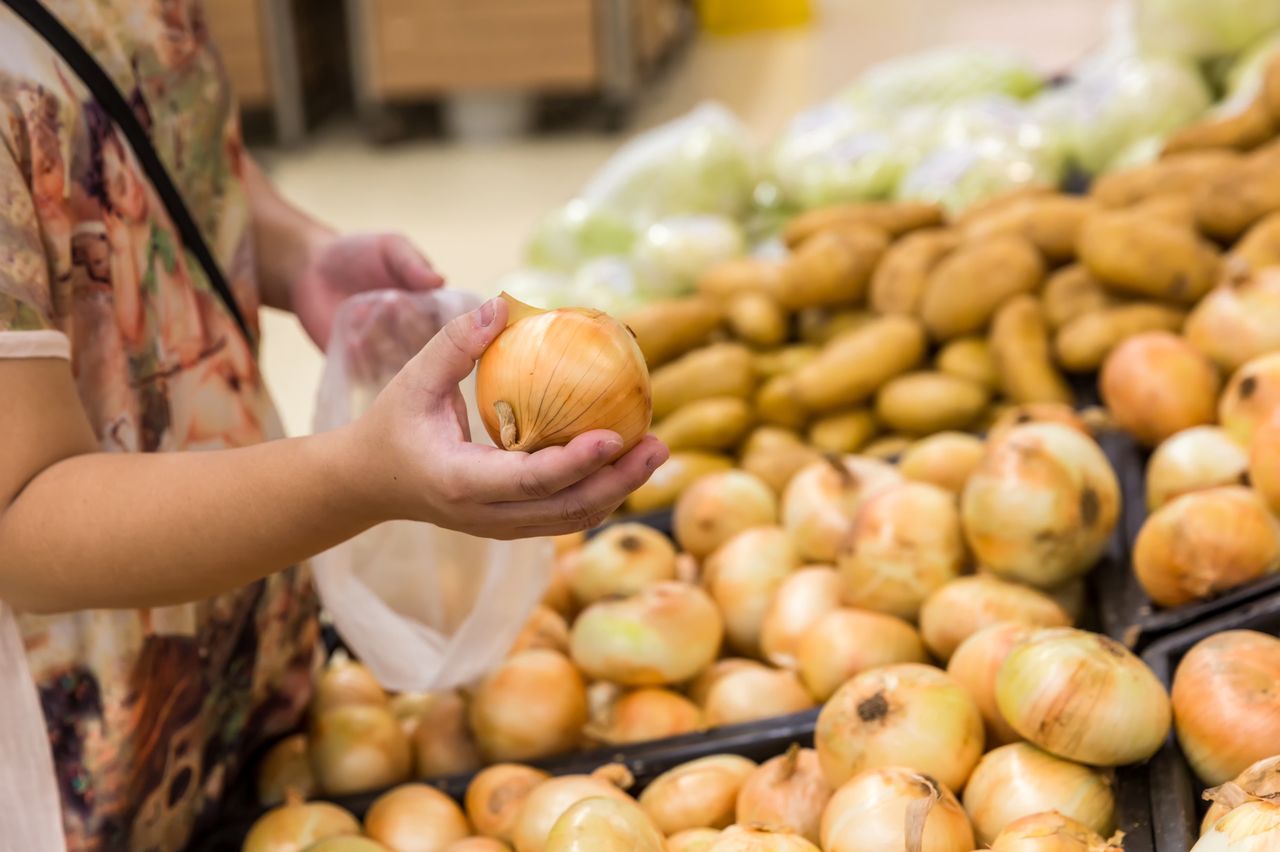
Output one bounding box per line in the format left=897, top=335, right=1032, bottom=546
left=697, top=0, right=813, bottom=34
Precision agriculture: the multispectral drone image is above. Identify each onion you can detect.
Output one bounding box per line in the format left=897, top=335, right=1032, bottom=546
left=242, top=794, right=361, bottom=852
left=443, top=840, right=511, bottom=852
left=740, top=427, right=824, bottom=496
left=303, top=839, right=389, bottom=851
left=365, top=783, right=470, bottom=851
left=509, top=606, right=571, bottom=657
left=1220, top=352, right=1280, bottom=445
left=761, top=568, right=843, bottom=669
left=544, top=796, right=664, bottom=852
left=946, top=622, right=1035, bottom=747
left=1173, top=631, right=1280, bottom=786
left=1147, top=427, right=1249, bottom=511
left=675, top=471, right=779, bottom=559
left=570, top=582, right=724, bottom=685
left=704, top=527, right=799, bottom=657
left=990, top=811, right=1122, bottom=851
left=553, top=531, right=585, bottom=556
left=1203, top=758, right=1280, bottom=834
left=389, top=693, right=435, bottom=740
left=703, top=665, right=814, bottom=727
left=512, top=765, right=636, bottom=852
left=735, top=746, right=832, bottom=844
left=1249, top=409, right=1280, bottom=517
left=470, top=649, right=588, bottom=762
left=688, top=658, right=763, bottom=706
left=996, top=628, right=1172, bottom=766
left=796, top=608, right=929, bottom=702
left=707, top=825, right=821, bottom=851
left=584, top=687, right=703, bottom=744
left=987, top=403, right=1091, bottom=445
left=1099, top=332, right=1220, bottom=447
left=1133, top=486, right=1280, bottom=607
left=257, top=734, right=316, bottom=806
left=782, top=456, right=904, bottom=563
left=675, top=552, right=700, bottom=585
left=897, top=432, right=987, bottom=495
left=836, top=482, right=966, bottom=621
left=310, top=704, right=412, bottom=796
left=569, top=524, right=676, bottom=606
left=1194, top=798, right=1280, bottom=852
left=962, top=744, right=1115, bottom=844
left=312, top=652, right=387, bottom=717
left=411, top=691, right=482, bottom=779
left=820, top=767, right=975, bottom=852
left=639, top=754, right=756, bottom=834
left=815, top=663, right=984, bottom=792
left=919, top=576, right=1071, bottom=662
left=543, top=551, right=578, bottom=619
left=666, top=828, right=722, bottom=851
left=465, top=764, right=550, bottom=843
left=1185, top=267, right=1280, bottom=373
left=476, top=292, right=651, bottom=455
left=961, top=424, right=1120, bottom=588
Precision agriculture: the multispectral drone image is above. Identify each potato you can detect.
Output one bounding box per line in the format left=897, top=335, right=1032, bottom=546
left=1229, top=210, right=1280, bottom=274
left=1266, top=54, right=1280, bottom=124
left=775, top=226, right=888, bottom=309
left=1132, top=192, right=1197, bottom=229
left=739, top=429, right=821, bottom=495
left=807, top=409, right=878, bottom=454
left=1090, top=150, right=1241, bottom=208
left=869, top=228, right=961, bottom=316
left=753, top=345, right=819, bottom=379
left=783, top=200, right=944, bottom=248
left=1053, top=303, right=1187, bottom=372
left=1041, top=265, right=1116, bottom=331
left=791, top=316, right=928, bottom=413
left=698, top=257, right=782, bottom=299
left=653, top=397, right=754, bottom=452
left=962, top=195, right=1095, bottom=264
left=989, top=296, right=1074, bottom=405
left=754, top=375, right=809, bottom=431
left=935, top=337, right=997, bottom=391
left=952, top=186, right=1055, bottom=226
left=920, top=235, right=1045, bottom=340
left=1162, top=98, right=1277, bottom=155
left=725, top=292, right=788, bottom=347
left=651, top=343, right=756, bottom=420
left=1077, top=208, right=1220, bottom=303
left=1195, top=141, right=1280, bottom=241
left=873, top=371, right=990, bottom=435
left=624, top=297, right=722, bottom=367
left=626, top=452, right=734, bottom=513
left=796, top=308, right=875, bottom=345
left=861, top=434, right=914, bottom=461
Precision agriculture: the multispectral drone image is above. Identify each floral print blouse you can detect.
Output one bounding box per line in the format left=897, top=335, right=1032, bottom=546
left=0, top=2, right=319, bottom=849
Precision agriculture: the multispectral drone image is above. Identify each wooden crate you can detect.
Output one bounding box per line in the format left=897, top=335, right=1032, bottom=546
left=206, top=0, right=274, bottom=108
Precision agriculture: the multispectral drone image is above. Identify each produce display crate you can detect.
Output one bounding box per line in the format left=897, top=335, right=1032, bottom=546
left=1139, top=591, right=1280, bottom=851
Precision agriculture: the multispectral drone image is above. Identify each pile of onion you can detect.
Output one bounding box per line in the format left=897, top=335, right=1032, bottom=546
left=896, top=431, right=987, bottom=495
left=410, top=691, right=482, bottom=779
left=1185, top=267, right=1280, bottom=373
left=1202, top=757, right=1280, bottom=833
left=702, top=664, right=814, bottom=727
left=962, top=743, right=1116, bottom=844
left=1145, top=426, right=1249, bottom=512
left=1172, top=630, right=1280, bottom=786
left=735, top=746, right=832, bottom=844
left=569, top=581, right=723, bottom=685
left=986, top=403, right=1092, bottom=445
left=675, top=471, right=780, bottom=559
left=569, top=524, right=676, bottom=606
left=989, top=811, right=1123, bottom=852
left=760, top=568, right=842, bottom=669
left=782, top=456, right=903, bottom=563
left=797, top=608, right=928, bottom=702
left=638, top=754, right=757, bottom=835
left=1133, top=486, right=1280, bottom=608
left=820, top=767, right=974, bottom=852
left=585, top=687, right=704, bottom=745
left=364, top=783, right=470, bottom=851
left=469, top=648, right=588, bottom=763
left=1219, top=351, right=1280, bottom=445
left=512, top=765, right=635, bottom=852
left=918, top=575, right=1070, bottom=662
left=704, top=526, right=799, bottom=657
left=257, top=734, right=316, bottom=806
left=303, top=838, right=387, bottom=851
left=1099, top=331, right=1220, bottom=447
left=946, top=622, right=1035, bottom=746
left=476, top=293, right=652, bottom=455
left=666, top=828, right=722, bottom=851
left=996, top=628, right=1171, bottom=766
left=1195, top=795, right=1280, bottom=852
left=309, top=703, right=412, bottom=796
left=242, top=793, right=361, bottom=852
left=815, top=663, right=984, bottom=792
left=961, top=423, right=1120, bottom=588
left=836, top=481, right=966, bottom=621
left=544, top=795, right=665, bottom=852
left=311, top=653, right=387, bottom=717
left=708, top=825, right=820, bottom=851
left=508, top=606, right=572, bottom=657
left=465, top=763, right=550, bottom=844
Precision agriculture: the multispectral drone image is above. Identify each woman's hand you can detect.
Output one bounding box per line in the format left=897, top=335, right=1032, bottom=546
left=347, top=296, right=669, bottom=539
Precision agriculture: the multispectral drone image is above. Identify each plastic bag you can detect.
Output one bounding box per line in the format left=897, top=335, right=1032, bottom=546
left=631, top=214, right=745, bottom=297
left=311, top=290, right=553, bottom=693
left=841, top=45, right=1044, bottom=110
left=1135, top=0, right=1280, bottom=59
left=768, top=101, right=907, bottom=208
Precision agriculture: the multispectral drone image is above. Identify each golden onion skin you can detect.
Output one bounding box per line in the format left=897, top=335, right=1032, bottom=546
left=477, top=296, right=652, bottom=455
left=797, top=608, right=929, bottom=702
left=465, top=763, right=550, bottom=843
left=639, top=754, right=757, bottom=835
left=1099, top=331, right=1220, bottom=448
left=919, top=575, right=1070, bottom=663
left=989, top=810, right=1120, bottom=852
left=543, top=796, right=665, bottom=852
left=782, top=456, right=903, bottom=564
left=1220, top=351, right=1280, bottom=445
left=946, top=622, right=1036, bottom=747
left=1147, top=426, right=1249, bottom=512
left=820, top=767, right=974, bottom=852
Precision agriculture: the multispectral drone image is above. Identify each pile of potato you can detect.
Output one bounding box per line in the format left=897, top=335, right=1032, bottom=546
left=624, top=54, right=1280, bottom=515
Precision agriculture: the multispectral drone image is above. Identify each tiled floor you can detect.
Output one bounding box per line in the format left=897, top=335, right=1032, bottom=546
left=256, top=0, right=1113, bottom=436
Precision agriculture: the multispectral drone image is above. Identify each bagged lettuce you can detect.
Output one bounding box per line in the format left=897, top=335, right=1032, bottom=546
left=1224, top=31, right=1280, bottom=111
left=1136, top=0, right=1280, bottom=59
left=632, top=214, right=745, bottom=297
left=768, top=101, right=909, bottom=208
left=526, top=199, right=636, bottom=272
left=493, top=267, right=574, bottom=310
left=843, top=46, right=1044, bottom=109
left=567, top=256, right=645, bottom=315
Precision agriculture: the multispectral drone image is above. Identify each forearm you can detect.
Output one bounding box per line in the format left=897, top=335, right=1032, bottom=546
left=0, top=425, right=385, bottom=614
left=242, top=155, right=334, bottom=312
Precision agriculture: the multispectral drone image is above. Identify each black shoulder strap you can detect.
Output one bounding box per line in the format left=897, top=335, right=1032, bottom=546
left=2, top=0, right=254, bottom=344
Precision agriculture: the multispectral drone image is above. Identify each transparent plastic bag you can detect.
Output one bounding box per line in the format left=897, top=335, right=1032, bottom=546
left=311, top=290, right=553, bottom=693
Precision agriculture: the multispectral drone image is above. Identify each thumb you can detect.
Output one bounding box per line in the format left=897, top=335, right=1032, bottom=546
left=411, top=296, right=507, bottom=398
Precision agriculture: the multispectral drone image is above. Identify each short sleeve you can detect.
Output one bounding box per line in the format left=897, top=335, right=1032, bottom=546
left=0, top=140, right=66, bottom=359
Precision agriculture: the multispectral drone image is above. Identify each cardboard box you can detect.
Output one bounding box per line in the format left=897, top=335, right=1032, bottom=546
left=206, top=0, right=274, bottom=107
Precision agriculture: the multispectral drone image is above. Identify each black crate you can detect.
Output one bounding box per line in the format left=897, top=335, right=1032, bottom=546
left=1139, top=591, right=1280, bottom=852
